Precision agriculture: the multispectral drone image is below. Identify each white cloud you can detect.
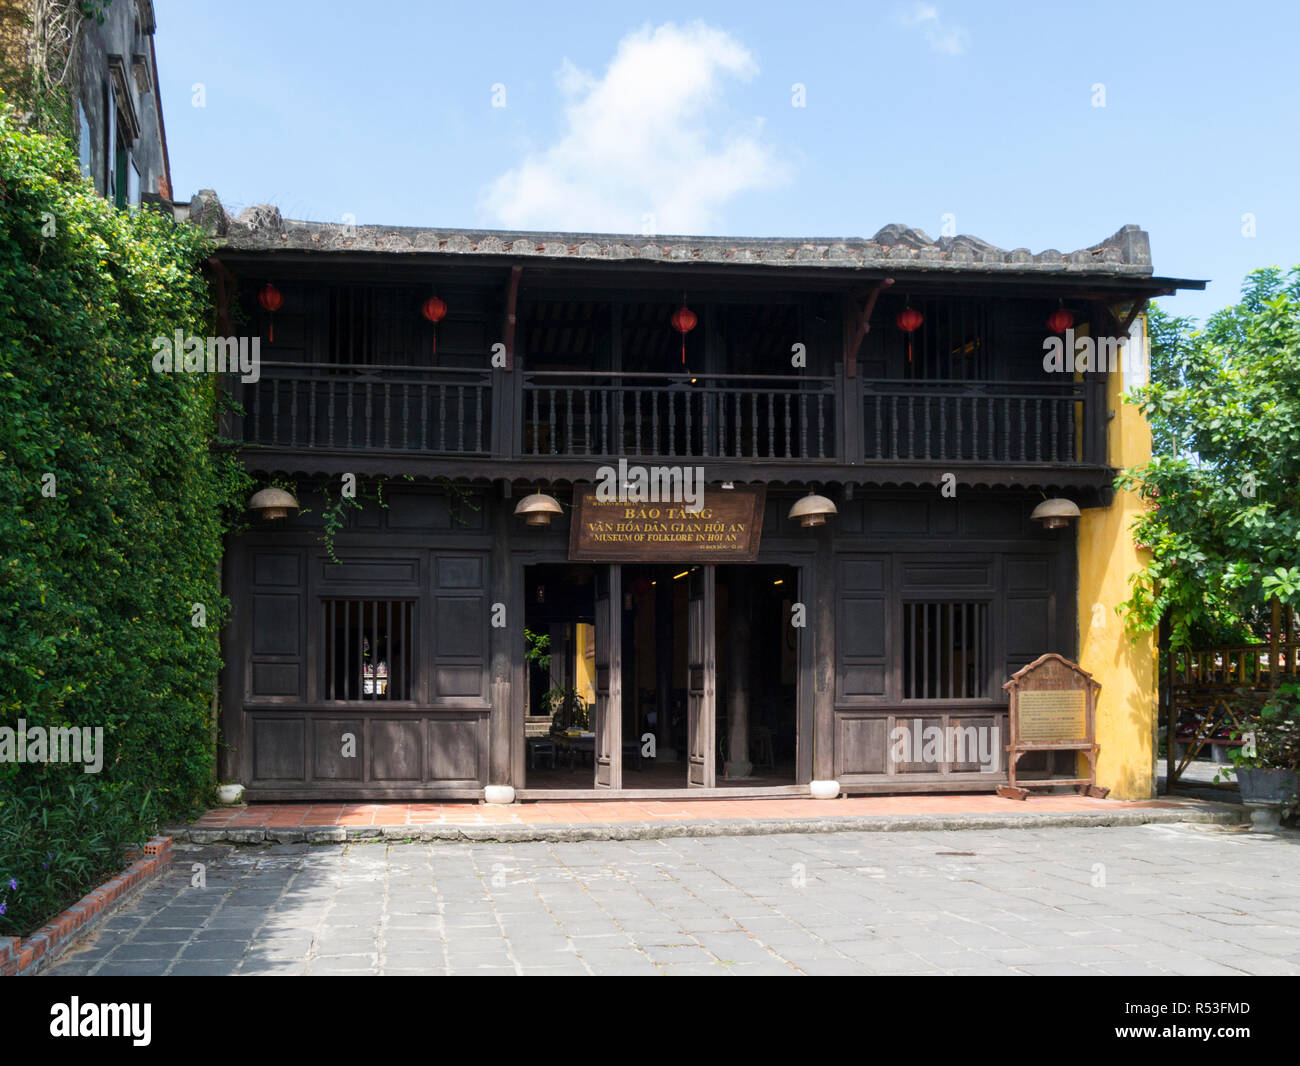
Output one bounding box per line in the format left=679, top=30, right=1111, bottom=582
left=482, top=22, right=787, bottom=234
left=903, top=3, right=968, bottom=56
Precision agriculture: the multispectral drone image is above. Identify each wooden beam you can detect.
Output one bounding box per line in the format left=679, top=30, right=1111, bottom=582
left=844, top=278, right=893, bottom=378
left=206, top=256, right=237, bottom=336
left=1118, top=297, right=1149, bottom=336
left=503, top=265, right=522, bottom=370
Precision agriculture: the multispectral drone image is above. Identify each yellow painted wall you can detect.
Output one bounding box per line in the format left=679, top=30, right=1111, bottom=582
left=1075, top=316, right=1156, bottom=799
left=573, top=622, right=596, bottom=709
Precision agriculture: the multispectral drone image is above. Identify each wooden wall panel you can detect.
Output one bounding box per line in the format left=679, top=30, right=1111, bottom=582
left=893, top=715, right=943, bottom=773
left=1003, top=552, right=1060, bottom=677
left=371, top=719, right=423, bottom=782
left=316, top=557, right=420, bottom=587
left=252, top=718, right=305, bottom=781
left=428, top=716, right=486, bottom=784
left=835, top=715, right=889, bottom=776
left=835, top=554, right=889, bottom=703
left=248, top=550, right=303, bottom=700
left=250, top=663, right=298, bottom=697
left=253, top=553, right=299, bottom=586
left=313, top=719, right=363, bottom=780
left=251, top=594, right=300, bottom=656
left=431, top=552, right=489, bottom=702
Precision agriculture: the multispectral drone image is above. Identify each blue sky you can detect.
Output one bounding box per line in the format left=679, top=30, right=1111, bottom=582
left=155, top=1, right=1300, bottom=323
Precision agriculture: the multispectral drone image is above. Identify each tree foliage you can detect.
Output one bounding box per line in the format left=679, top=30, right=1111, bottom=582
left=1119, top=269, right=1300, bottom=646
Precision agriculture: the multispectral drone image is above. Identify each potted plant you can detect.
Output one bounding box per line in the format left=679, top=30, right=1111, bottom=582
left=546, top=686, right=589, bottom=733
left=1221, top=681, right=1300, bottom=828
left=216, top=782, right=245, bottom=805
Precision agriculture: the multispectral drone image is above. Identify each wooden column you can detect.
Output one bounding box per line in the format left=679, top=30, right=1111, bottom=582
left=219, top=542, right=245, bottom=784
left=488, top=494, right=514, bottom=787
left=837, top=360, right=860, bottom=464
left=655, top=576, right=675, bottom=760
left=726, top=575, right=753, bottom=778
left=812, top=524, right=836, bottom=783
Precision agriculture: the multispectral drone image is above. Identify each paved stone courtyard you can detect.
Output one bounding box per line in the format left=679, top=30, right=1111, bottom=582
left=45, top=823, right=1300, bottom=976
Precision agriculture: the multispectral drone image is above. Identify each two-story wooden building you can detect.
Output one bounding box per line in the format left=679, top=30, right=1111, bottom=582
left=198, top=193, right=1201, bottom=803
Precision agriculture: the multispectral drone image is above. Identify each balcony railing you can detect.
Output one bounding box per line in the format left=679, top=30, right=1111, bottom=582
left=521, top=371, right=836, bottom=461
left=237, top=363, right=1099, bottom=468
left=861, top=379, right=1084, bottom=464
left=242, top=362, right=492, bottom=455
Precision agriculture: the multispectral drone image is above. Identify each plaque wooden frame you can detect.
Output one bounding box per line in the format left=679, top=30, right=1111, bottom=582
left=998, top=653, right=1109, bottom=800
left=568, top=486, right=766, bottom=563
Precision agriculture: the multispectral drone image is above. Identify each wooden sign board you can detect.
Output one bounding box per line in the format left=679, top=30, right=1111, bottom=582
left=999, top=653, right=1106, bottom=800
left=569, top=486, right=765, bottom=563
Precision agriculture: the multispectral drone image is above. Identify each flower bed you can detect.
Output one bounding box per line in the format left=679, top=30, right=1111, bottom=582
left=0, top=837, right=172, bottom=977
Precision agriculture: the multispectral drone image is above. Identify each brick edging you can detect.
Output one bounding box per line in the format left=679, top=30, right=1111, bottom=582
left=0, top=836, right=173, bottom=977
left=166, top=806, right=1248, bottom=846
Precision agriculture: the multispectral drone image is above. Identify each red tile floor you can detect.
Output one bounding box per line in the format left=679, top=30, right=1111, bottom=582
left=193, top=792, right=1195, bottom=830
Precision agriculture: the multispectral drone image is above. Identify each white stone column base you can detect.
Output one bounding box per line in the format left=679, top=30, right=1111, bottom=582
left=809, top=780, right=840, bottom=800
left=484, top=785, right=516, bottom=804
left=1248, top=806, right=1282, bottom=832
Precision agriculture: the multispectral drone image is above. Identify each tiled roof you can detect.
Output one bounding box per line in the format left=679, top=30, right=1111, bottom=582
left=188, top=191, right=1153, bottom=276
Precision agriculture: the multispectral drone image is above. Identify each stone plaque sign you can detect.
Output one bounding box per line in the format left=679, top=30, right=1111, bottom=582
left=1017, top=689, right=1087, bottom=743
left=569, top=487, right=765, bottom=563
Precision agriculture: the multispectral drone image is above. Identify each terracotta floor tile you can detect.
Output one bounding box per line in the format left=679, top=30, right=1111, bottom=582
left=193, top=790, right=1184, bottom=835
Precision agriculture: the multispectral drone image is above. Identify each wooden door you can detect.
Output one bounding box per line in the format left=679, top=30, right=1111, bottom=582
left=687, top=566, right=716, bottom=787
left=593, top=564, right=622, bottom=789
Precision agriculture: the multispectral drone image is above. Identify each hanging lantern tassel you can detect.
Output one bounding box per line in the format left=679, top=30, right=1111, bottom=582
left=421, top=296, right=447, bottom=356
left=671, top=304, right=697, bottom=365
left=258, top=282, right=283, bottom=343
left=896, top=306, right=923, bottom=362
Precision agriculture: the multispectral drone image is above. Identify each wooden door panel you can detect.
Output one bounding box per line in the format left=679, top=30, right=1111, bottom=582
left=687, top=566, right=716, bottom=787
left=593, top=565, right=622, bottom=788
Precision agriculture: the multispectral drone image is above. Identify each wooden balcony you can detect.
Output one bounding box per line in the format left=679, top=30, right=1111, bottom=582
left=242, top=361, right=493, bottom=455
left=521, top=371, right=836, bottom=461
left=236, top=362, right=1106, bottom=473
left=861, top=379, right=1084, bottom=464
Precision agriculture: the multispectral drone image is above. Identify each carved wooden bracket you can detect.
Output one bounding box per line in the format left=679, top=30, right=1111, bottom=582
left=843, top=277, right=893, bottom=378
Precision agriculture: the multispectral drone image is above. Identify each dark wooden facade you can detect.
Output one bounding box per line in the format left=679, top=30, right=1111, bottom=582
left=212, top=223, right=1195, bottom=799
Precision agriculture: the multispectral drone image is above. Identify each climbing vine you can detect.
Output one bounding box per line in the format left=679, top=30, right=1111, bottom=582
left=0, top=96, right=249, bottom=934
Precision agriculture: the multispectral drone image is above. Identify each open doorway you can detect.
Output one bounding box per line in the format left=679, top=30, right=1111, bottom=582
left=521, top=564, right=597, bottom=790
left=716, top=565, right=799, bottom=785
left=522, top=562, right=800, bottom=791
left=622, top=563, right=799, bottom=788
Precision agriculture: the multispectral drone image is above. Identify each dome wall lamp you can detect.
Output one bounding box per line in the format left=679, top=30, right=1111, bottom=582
left=248, top=486, right=299, bottom=520
left=1030, top=497, right=1081, bottom=530
left=514, top=488, right=563, bottom=527
left=789, top=489, right=837, bottom=529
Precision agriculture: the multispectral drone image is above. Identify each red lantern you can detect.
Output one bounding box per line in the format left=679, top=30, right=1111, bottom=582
left=1047, top=308, right=1074, bottom=334
left=629, top=577, right=653, bottom=597
left=895, top=306, right=923, bottom=362
left=258, top=283, right=283, bottom=342
left=670, top=305, right=697, bottom=365
left=421, top=296, right=447, bottom=354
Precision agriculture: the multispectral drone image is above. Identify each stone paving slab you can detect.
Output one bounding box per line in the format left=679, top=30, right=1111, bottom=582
left=172, top=794, right=1244, bottom=844
left=44, top=822, right=1300, bottom=977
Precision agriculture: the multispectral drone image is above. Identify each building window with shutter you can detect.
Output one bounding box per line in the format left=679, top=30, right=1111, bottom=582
left=322, top=599, right=414, bottom=701
left=902, top=601, right=989, bottom=699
